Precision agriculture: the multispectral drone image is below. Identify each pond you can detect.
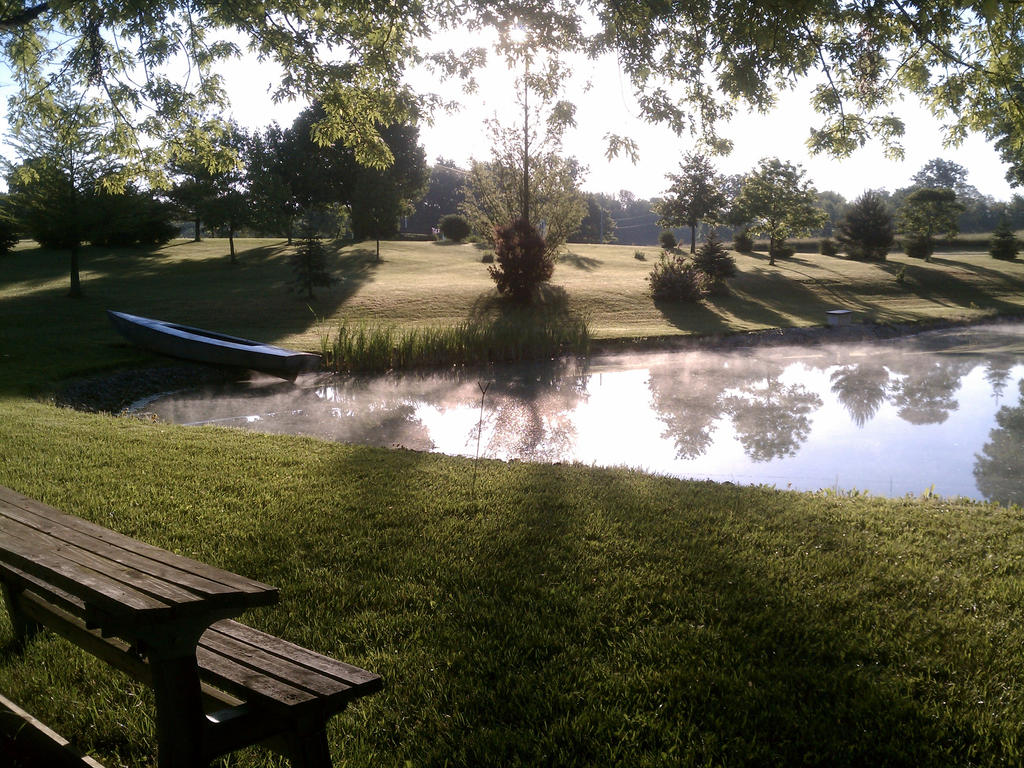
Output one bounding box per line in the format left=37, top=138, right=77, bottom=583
left=136, top=322, right=1024, bottom=505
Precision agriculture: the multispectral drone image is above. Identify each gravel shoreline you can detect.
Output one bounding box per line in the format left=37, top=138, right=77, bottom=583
left=54, top=315, right=1022, bottom=414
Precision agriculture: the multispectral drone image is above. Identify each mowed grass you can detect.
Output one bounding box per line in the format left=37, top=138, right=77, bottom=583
left=3, top=237, right=1024, bottom=766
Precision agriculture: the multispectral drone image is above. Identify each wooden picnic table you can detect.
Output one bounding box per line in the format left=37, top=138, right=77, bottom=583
left=0, top=484, right=280, bottom=767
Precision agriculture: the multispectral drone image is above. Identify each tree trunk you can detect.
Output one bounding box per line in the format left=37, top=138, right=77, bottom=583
left=68, top=244, right=82, bottom=298
left=229, top=227, right=236, bottom=264
left=376, top=236, right=381, bottom=262
left=768, top=236, right=777, bottom=266
left=193, top=216, right=201, bottom=242
left=690, top=225, right=697, bottom=253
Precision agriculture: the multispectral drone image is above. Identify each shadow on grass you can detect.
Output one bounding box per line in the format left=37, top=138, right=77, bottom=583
left=559, top=252, right=603, bottom=271
left=261, top=445, right=987, bottom=767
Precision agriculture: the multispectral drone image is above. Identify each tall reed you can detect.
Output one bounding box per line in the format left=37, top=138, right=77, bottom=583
left=318, top=311, right=590, bottom=373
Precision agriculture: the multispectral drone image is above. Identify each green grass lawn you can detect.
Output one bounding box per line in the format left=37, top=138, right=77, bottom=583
left=3, top=238, right=1024, bottom=767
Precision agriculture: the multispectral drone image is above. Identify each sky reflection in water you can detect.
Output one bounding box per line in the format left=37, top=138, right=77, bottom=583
left=139, top=323, right=1024, bottom=504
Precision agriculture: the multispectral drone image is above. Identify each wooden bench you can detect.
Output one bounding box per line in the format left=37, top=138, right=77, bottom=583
left=0, top=485, right=382, bottom=767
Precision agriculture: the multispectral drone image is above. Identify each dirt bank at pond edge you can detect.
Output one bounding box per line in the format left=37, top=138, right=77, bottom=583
left=55, top=315, right=1024, bottom=414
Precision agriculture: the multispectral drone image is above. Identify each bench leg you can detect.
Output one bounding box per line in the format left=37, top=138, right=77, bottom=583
left=149, top=655, right=208, bottom=768
left=282, top=723, right=332, bottom=768
left=0, top=583, right=42, bottom=648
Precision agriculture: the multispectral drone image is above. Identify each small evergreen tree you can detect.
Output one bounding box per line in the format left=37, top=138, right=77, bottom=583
left=659, top=230, right=677, bottom=250
left=438, top=213, right=471, bottom=242
left=990, top=219, right=1020, bottom=261
left=289, top=229, right=336, bottom=299
left=692, top=231, right=737, bottom=294
left=488, top=218, right=552, bottom=301
left=836, top=190, right=894, bottom=260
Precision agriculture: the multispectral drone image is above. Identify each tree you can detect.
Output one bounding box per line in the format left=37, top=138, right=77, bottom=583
left=461, top=129, right=586, bottom=258
left=836, top=190, right=895, bottom=261
left=897, top=188, right=965, bottom=260
left=569, top=194, right=617, bottom=244
left=652, top=154, right=727, bottom=253
left=87, top=187, right=178, bottom=247
left=732, top=158, right=827, bottom=265
left=348, top=121, right=429, bottom=257
left=6, top=85, right=117, bottom=297
left=405, top=161, right=469, bottom=235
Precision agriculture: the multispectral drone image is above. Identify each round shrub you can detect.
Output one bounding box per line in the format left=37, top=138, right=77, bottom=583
left=481, top=252, right=494, bottom=263
left=438, top=214, right=472, bottom=243
left=733, top=228, right=753, bottom=253
left=819, top=237, right=839, bottom=257
left=648, top=253, right=706, bottom=302
left=488, top=218, right=552, bottom=301
left=902, top=236, right=933, bottom=260
left=770, top=242, right=795, bottom=260
left=659, top=230, right=677, bottom=250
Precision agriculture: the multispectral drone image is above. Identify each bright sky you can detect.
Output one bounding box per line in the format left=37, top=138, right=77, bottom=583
left=220, top=30, right=1018, bottom=203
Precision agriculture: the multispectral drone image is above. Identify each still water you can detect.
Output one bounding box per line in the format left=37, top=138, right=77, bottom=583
left=137, top=323, right=1024, bottom=504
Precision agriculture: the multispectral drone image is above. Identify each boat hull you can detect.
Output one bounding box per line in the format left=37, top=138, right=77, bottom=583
left=107, top=311, right=321, bottom=380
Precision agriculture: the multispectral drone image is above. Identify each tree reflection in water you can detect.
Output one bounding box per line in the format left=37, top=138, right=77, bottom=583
left=887, top=358, right=973, bottom=425
left=722, top=379, right=822, bottom=462
left=830, top=364, right=891, bottom=427
left=476, top=358, right=590, bottom=463
left=646, top=355, right=739, bottom=459
left=975, top=379, right=1024, bottom=506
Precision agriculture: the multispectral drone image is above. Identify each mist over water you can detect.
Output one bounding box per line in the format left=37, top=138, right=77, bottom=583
left=138, top=323, right=1024, bottom=504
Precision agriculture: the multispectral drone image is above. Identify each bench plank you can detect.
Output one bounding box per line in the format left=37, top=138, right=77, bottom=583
left=2, top=517, right=206, bottom=610
left=209, top=621, right=382, bottom=690
left=0, top=487, right=274, bottom=598
left=0, top=501, right=240, bottom=599
left=200, top=631, right=350, bottom=699
left=0, top=522, right=172, bottom=618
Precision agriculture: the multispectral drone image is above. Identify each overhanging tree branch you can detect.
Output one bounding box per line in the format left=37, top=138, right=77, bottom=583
left=0, top=1, right=50, bottom=30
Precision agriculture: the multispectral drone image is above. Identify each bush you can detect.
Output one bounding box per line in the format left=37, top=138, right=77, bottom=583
left=488, top=218, right=553, bottom=301
left=438, top=213, right=472, bottom=242
left=733, top=228, right=753, bottom=253
left=0, top=212, right=19, bottom=255
left=836, top=190, right=894, bottom=260
left=659, top=230, right=677, bottom=250
left=990, top=220, right=1020, bottom=261
left=648, top=253, right=706, bottom=302
left=634, top=250, right=646, bottom=261
left=88, top=189, right=178, bottom=247
left=819, top=237, right=839, bottom=257
left=903, top=236, right=933, bottom=260
left=770, top=242, right=795, bottom=260
left=692, top=231, right=736, bottom=294
left=481, top=252, right=494, bottom=263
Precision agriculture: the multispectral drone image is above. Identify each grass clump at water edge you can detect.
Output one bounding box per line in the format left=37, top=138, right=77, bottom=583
left=317, top=302, right=590, bottom=373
